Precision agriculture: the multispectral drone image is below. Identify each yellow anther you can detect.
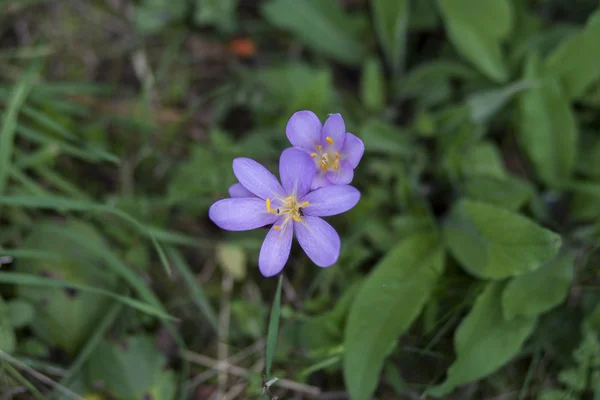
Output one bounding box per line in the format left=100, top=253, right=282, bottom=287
left=335, top=152, right=340, bottom=159
left=320, top=163, right=327, bottom=171
left=301, top=201, right=309, bottom=207
left=273, top=225, right=280, bottom=230
left=310, top=153, right=317, bottom=158
left=284, top=196, right=293, bottom=201
left=266, top=198, right=274, bottom=213
left=333, top=160, right=340, bottom=171
left=316, top=145, right=322, bottom=150
left=326, top=136, right=333, bottom=144
left=292, top=215, right=302, bottom=222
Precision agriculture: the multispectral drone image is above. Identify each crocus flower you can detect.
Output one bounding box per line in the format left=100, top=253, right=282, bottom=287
left=209, top=148, right=360, bottom=277
left=286, top=111, right=364, bottom=189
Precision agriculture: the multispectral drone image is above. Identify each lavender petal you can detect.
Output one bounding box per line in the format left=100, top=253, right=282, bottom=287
left=326, top=160, right=354, bottom=185
left=258, top=218, right=293, bottom=277
left=301, top=185, right=360, bottom=217
left=228, top=183, right=255, bottom=198
left=311, top=172, right=331, bottom=190
left=341, top=132, right=365, bottom=169
left=209, top=198, right=277, bottom=231
left=286, top=110, right=322, bottom=151
left=321, top=113, right=346, bottom=150
left=233, top=157, right=285, bottom=200
left=294, top=216, right=340, bottom=267
left=279, top=148, right=315, bottom=198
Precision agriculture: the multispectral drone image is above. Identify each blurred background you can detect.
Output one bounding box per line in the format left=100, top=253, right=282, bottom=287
left=1, top=0, right=600, bottom=399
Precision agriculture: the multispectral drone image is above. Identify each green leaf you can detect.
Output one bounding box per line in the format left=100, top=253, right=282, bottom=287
left=466, top=80, right=532, bottom=123
left=426, top=282, right=536, bottom=397
left=517, top=54, right=578, bottom=187
left=262, top=0, right=366, bottom=66
left=461, top=141, right=507, bottom=179
left=360, top=58, right=386, bottom=112
left=343, top=232, right=444, bottom=400
left=372, top=0, right=409, bottom=75
left=194, top=0, right=238, bottom=32
left=134, top=0, right=187, bottom=34
left=436, top=0, right=513, bottom=82
left=546, top=10, right=600, bottom=99
left=502, top=252, right=574, bottom=320
left=0, top=296, right=16, bottom=354
left=463, top=174, right=532, bottom=210
left=6, top=299, right=35, bottom=328
left=85, top=335, right=176, bottom=400
left=444, top=200, right=561, bottom=279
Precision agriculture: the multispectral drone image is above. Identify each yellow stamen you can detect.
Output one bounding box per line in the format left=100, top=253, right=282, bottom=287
left=292, top=215, right=302, bottom=222
left=301, top=201, right=309, bottom=207
left=335, top=152, right=340, bottom=159
left=310, top=153, right=317, bottom=158
left=266, top=198, right=273, bottom=213
left=316, top=145, right=322, bottom=150
left=320, top=163, right=327, bottom=171
left=326, top=136, right=333, bottom=144
left=284, top=196, right=293, bottom=201
left=273, top=225, right=280, bottom=230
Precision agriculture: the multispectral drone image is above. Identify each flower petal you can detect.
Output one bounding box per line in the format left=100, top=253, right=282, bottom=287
left=301, top=185, right=360, bottom=217
left=326, top=160, right=354, bottom=185
left=259, top=218, right=293, bottom=277
left=321, top=113, right=346, bottom=150
left=294, top=216, right=340, bottom=267
left=311, top=172, right=331, bottom=190
left=286, top=110, right=322, bottom=151
left=279, top=148, right=315, bottom=198
left=209, top=198, right=277, bottom=231
left=232, top=158, right=285, bottom=200
left=341, top=132, right=364, bottom=168
left=228, top=183, right=255, bottom=198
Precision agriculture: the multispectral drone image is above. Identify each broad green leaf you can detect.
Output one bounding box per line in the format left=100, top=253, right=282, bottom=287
left=15, top=219, right=118, bottom=355
left=427, top=282, right=536, bottom=397
left=463, top=174, right=532, bottom=210
left=194, top=0, right=238, bottom=32
left=546, top=10, right=600, bottom=99
left=361, top=58, right=386, bottom=112
left=502, top=252, right=574, bottom=320
left=372, top=0, right=409, bottom=74
left=344, top=232, right=444, bottom=400
left=517, top=54, right=578, bottom=187
left=6, top=299, right=35, bottom=328
left=466, top=80, right=532, bottom=123
left=262, top=0, right=366, bottom=66
left=437, top=0, right=513, bottom=82
left=85, top=335, right=176, bottom=400
left=569, top=181, right=600, bottom=221
left=461, top=141, right=507, bottom=179
left=358, top=120, right=416, bottom=156
left=134, top=0, right=187, bottom=34
left=444, top=200, right=561, bottom=279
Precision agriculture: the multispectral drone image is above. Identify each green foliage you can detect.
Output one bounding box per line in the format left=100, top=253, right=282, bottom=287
left=444, top=200, right=561, bottom=279
left=344, top=232, right=444, bottom=400
left=427, top=282, right=537, bottom=397
left=371, top=0, right=409, bottom=75
left=194, top=0, right=238, bottom=32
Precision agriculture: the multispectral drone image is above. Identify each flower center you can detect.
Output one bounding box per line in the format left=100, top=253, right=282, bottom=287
left=265, top=196, right=309, bottom=230
left=311, top=137, right=340, bottom=172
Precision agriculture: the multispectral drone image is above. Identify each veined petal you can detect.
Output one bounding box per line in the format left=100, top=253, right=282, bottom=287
left=233, top=158, right=285, bottom=200
left=209, top=198, right=277, bottom=231
left=228, top=183, right=255, bottom=198
left=294, top=216, right=340, bottom=267
left=279, top=148, right=315, bottom=198
left=301, top=185, right=360, bottom=217
left=321, top=114, right=346, bottom=150
left=341, top=132, right=364, bottom=168
left=311, top=172, right=331, bottom=190
left=259, top=218, right=293, bottom=277
left=286, top=110, right=322, bottom=151
left=326, top=160, right=354, bottom=185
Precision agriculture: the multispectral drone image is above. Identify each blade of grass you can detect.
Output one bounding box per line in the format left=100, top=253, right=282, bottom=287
left=0, top=248, right=61, bottom=261
left=167, top=247, right=218, bottom=331
left=3, top=362, right=46, bottom=400
left=0, top=272, right=174, bottom=320
left=21, top=105, right=77, bottom=140
left=10, top=167, right=53, bottom=197
left=0, top=60, right=40, bottom=197
left=265, top=275, right=283, bottom=381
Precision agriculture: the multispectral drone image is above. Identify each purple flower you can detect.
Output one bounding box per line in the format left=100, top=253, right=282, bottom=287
left=209, top=148, right=360, bottom=277
left=286, top=111, right=364, bottom=189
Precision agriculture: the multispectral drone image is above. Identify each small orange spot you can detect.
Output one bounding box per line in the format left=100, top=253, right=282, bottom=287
left=326, top=136, right=333, bottom=144
left=311, top=153, right=317, bottom=158
left=320, top=163, right=327, bottom=171
left=274, top=225, right=280, bottom=231
left=335, top=152, right=340, bottom=159
left=316, top=145, right=322, bottom=150
left=228, top=37, right=256, bottom=58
